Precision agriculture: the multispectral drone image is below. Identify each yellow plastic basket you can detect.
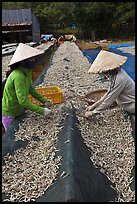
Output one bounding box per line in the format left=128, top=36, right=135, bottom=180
left=28, top=86, right=63, bottom=106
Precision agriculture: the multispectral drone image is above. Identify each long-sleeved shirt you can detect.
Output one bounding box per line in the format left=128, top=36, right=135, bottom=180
left=2, top=66, right=47, bottom=117
left=93, top=69, right=135, bottom=114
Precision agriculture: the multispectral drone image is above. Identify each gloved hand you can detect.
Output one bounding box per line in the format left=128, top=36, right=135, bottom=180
left=45, top=99, right=53, bottom=108
left=84, top=111, right=94, bottom=118
left=43, top=107, right=52, bottom=116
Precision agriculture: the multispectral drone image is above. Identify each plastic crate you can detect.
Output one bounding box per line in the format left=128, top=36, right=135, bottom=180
left=28, top=86, right=63, bottom=106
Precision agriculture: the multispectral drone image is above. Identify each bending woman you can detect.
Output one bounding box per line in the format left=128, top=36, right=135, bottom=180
left=2, top=43, right=52, bottom=132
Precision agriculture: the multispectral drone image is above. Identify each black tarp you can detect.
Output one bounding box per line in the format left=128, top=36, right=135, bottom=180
left=2, top=107, right=118, bottom=202
left=36, top=108, right=118, bottom=202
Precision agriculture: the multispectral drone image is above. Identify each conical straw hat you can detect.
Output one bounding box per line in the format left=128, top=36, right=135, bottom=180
left=9, top=43, right=44, bottom=66
left=88, top=50, right=127, bottom=74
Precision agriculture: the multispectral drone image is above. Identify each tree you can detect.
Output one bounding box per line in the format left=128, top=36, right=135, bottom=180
left=2, top=2, right=135, bottom=40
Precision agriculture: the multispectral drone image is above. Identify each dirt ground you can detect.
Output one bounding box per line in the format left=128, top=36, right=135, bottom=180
left=76, top=40, right=135, bottom=50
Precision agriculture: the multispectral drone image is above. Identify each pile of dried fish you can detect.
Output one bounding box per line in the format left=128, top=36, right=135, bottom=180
left=2, top=42, right=135, bottom=202
left=2, top=110, right=63, bottom=202
left=2, top=55, right=12, bottom=80
left=78, top=108, right=135, bottom=202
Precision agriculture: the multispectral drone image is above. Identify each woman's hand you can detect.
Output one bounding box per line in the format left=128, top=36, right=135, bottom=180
left=84, top=111, right=94, bottom=118
left=43, top=108, right=52, bottom=116
left=45, top=99, right=53, bottom=108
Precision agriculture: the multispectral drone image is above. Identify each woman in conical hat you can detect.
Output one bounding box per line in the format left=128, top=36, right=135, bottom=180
left=2, top=43, right=53, bottom=132
left=64, top=34, right=76, bottom=42
left=84, top=50, right=135, bottom=120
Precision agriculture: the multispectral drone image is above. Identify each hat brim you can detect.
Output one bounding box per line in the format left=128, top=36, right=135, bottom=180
left=88, top=50, right=127, bottom=74
left=9, top=43, right=44, bottom=66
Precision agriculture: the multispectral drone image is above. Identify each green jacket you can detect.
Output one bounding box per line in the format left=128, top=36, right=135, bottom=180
left=2, top=66, right=47, bottom=117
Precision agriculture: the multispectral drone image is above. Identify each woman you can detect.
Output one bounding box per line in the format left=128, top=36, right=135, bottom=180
left=84, top=50, right=135, bottom=118
left=2, top=43, right=52, bottom=132
left=64, top=34, right=76, bottom=42
left=58, top=35, right=65, bottom=44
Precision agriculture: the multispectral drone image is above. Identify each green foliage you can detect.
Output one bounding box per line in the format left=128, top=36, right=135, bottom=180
left=2, top=2, right=33, bottom=9
left=2, top=2, right=135, bottom=40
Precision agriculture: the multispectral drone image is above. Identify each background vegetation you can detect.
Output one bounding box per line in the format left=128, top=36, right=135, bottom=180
left=2, top=2, right=135, bottom=41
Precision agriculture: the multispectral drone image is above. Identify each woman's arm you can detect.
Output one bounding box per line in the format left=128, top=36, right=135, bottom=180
left=87, top=90, right=109, bottom=111
left=93, top=79, right=125, bottom=113
left=14, top=77, right=44, bottom=114
left=29, top=85, right=48, bottom=104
